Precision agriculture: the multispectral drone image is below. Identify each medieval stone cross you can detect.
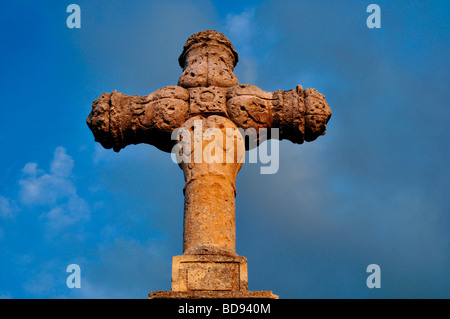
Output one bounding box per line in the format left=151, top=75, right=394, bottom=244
left=87, top=30, right=331, bottom=299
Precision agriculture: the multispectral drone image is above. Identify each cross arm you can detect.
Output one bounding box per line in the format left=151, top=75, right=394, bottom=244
left=226, top=84, right=332, bottom=145
left=86, top=86, right=190, bottom=153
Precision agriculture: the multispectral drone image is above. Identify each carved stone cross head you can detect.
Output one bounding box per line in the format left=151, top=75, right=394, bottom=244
left=87, top=30, right=331, bottom=299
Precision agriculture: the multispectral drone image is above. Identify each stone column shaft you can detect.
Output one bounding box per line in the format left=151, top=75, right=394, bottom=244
left=179, top=115, right=244, bottom=256
left=183, top=174, right=237, bottom=255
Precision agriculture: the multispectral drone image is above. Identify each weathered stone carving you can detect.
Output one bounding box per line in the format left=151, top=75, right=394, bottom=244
left=87, top=30, right=331, bottom=299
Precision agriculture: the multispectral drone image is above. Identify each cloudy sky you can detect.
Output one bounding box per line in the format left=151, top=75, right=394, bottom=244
left=0, top=0, right=449, bottom=298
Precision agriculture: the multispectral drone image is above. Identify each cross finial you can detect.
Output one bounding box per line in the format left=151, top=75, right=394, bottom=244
left=178, top=30, right=240, bottom=88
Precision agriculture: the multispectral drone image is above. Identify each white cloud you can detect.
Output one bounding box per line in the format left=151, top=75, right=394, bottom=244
left=224, top=8, right=267, bottom=85
left=50, top=147, right=74, bottom=178
left=39, top=195, right=90, bottom=231
left=0, top=196, right=13, bottom=218
left=19, top=153, right=76, bottom=207
left=225, top=8, right=255, bottom=53
left=18, top=147, right=90, bottom=234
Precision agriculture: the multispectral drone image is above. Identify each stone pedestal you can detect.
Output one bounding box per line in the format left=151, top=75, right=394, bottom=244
left=149, top=254, right=278, bottom=299
left=171, top=254, right=248, bottom=292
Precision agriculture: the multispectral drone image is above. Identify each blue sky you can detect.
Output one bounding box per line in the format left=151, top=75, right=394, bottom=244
left=0, top=0, right=449, bottom=298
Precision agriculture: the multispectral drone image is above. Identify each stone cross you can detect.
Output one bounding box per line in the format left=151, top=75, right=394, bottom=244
left=87, top=30, right=331, bottom=299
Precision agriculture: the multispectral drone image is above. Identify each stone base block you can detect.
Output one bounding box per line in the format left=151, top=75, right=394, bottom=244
left=171, top=254, right=248, bottom=292
left=148, top=290, right=279, bottom=299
